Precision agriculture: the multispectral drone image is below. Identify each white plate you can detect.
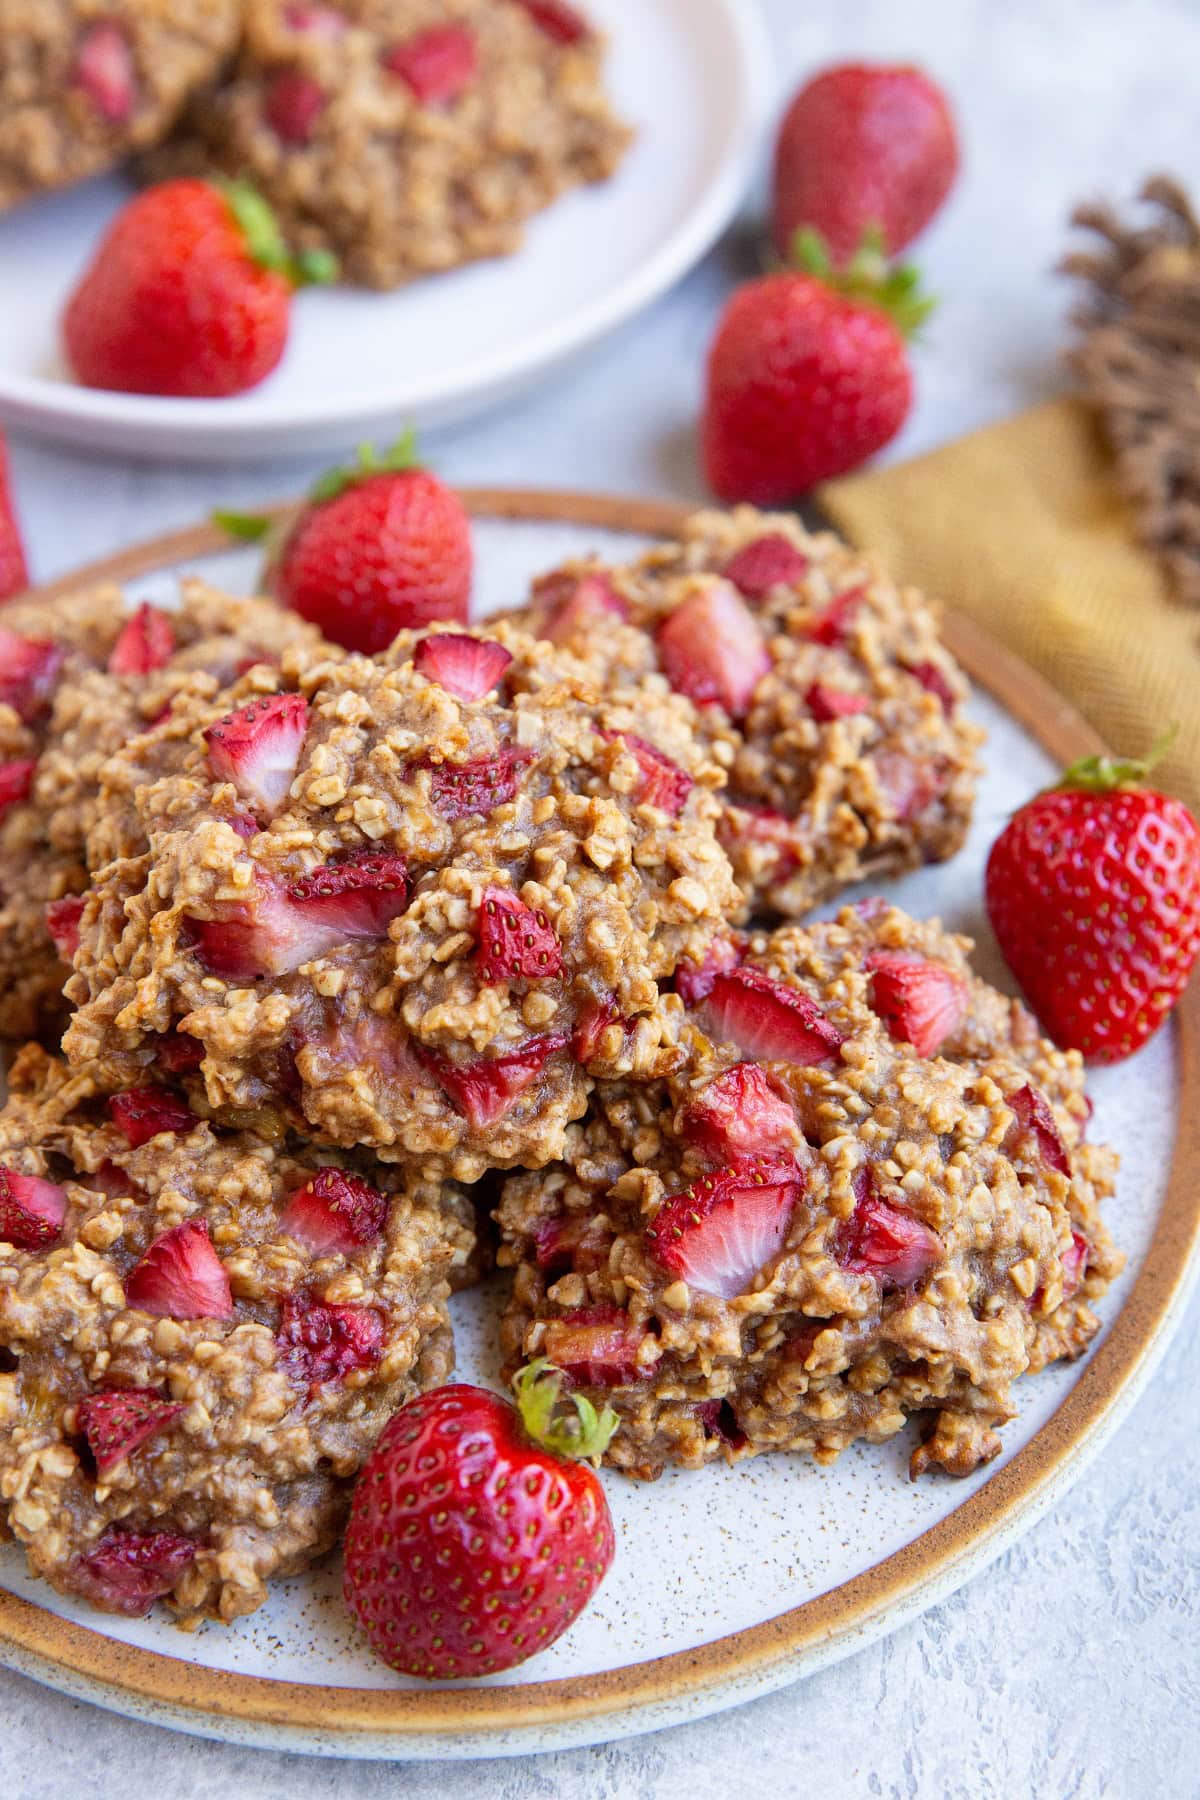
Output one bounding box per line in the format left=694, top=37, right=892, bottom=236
left=0, top=0, right=770, bottom=462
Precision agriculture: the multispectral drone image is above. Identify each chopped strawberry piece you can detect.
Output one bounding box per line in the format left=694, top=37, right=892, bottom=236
left=571, top=992, right=619, bottom=1061
left=657, top=583, right=770, bottom=719
left=419, top=1032, right=568, bottom=1129
left=852, top=896, right=889, bottom=920
left=205, top=693, right=309, bottom=814
left=723, top=533, right=808, bottom=599
left=696, top=1398, right=747, bottom=1450
left=279, top=1167, right=388, bottom=1255
left=84, top=1160, right=140, bottom=1202
left=45, top=893, right=85, bottom=960
left=905, top=659, right=957, bottom=714
left=701, top=967, right=844, bottom=1066
left=276, top=1290, right=384, bottom=1390
left=542, top=1304, right=647, bottom=1385
left=418, top=746, right=534, bottom=822
left=284, top=1, right=347, bottom=34
left=0, top=628, right=64, bottom=722
left=76, top=1388, right=183, bottom=1472
left=647, top=1158, right=805, bottom=1300
left=682, top=1062, right=797, bottom=1161
left=1007, top=1084, right=1071, bottom=1176
left=124, top=1221, right=234, bottom=1320
left=413, top=632, right=511, bottom=701
left=875, top=751, right=944, bottom=823
left=535, top=570, right=628, bottom=642
left=288, top=852, right=409, bottom=940
left=152, top=1030, right=204, bottom=1073
left=264, top=69, right=327, bottom=144
left=783, top=1318, right=829, bottom=1364
left=193, top=854, right=408, bottom=980
left=108, top=1087, right=195, bottom=1148
left=515, top=0, right=590, bottom=42
left=600, top=730, right=693, bottom=816
left=835, top=1185, right=942, bottom=1289
left=1061, top=1230, right=1088, bottom=1298
left=107, top=603, right=175, bottom=676
left=190, top=883, right=293, bottom=981
left=674, top=934, right=745, bottom=1007
left=72, top=20, right=136, bottom=123
left=532, top=1213, right=611, bottom=1274
left=806, top=681, right=870, bottom=723
left=864, top=951, right=968, bottom=1058
left=0, top=1166, right=67, bottom=1248
left=71, top=1527, right=196, bottom=1617
left=384, top=23, right=478, bottom=104
left=228, top=811, right=259, bottom=840
left=476, top=887, right=564, bottom=983
left=804, top=586, right=864, bottom=646
left=0, top=757, right=34, bottom=817
left=720, top=801, right=800, bottom=875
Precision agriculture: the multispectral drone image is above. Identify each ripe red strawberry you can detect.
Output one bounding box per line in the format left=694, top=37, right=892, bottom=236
left=476, top=888, right=564, bottom=983
left=107, top=603, right=175, bottom=676
left=413, top=632, right=511, bottom=701
left=278, top=1167, right=389, bottom=1255
left=835, top=1174, right=942, bottom=1288
left=72, top=19, right=137, bottom=122
left=600, top=730, right=693, bottom=816
left=124, top=1221, right=234, bottom=1320
left=0, top=758, right=35, bottom=818
left=71, top=1527, right=196, bottom=1617
left=76, top=1389, right=184, bottom=1473
left=417, top=746, right=534, bottom=821
left=63, top=179, right=334, bottom=399
left=108, top=1087, right=195, bottom=1148
left=264, top=70, right=327, bottom=144
left=204, top=692, right=309, bottom=814
left=419, top=1032, right=568, bottom=1128
left=772, top=63, right=959, bottom=266
left=657, top=582, right=770, bottom=718
left=806, top=682, right=869, bottom=723
left=541, top=1304, right=647, bottom=1386
left=0, top=628, right=64, bottom=721
left=700, top=967, right=844, bottom=1066
left=723, top=533, right=808, bottom=600
left=674, top=933, right=745, bottom=1007
left=534, top=570, right=628, bottom=642
left=193, top=854, right=409, bottom=979
left=681, top=1062, right=798, bottom=1162
left=276, top=1291, right=384, bottom=1391
left=1006, top=1084, right=1070, bottom=1177
left=703, top=237, right=931, bottom=503
left=985, top=742, right=1200, bottom=1061
left=384, top=23, right=478, bottom=104
left=805, top=586, right=864, bottom=647
left=0, top=432, right=29, bottom=601
left=45, top=893, right=86, bottom=960
left=864, top=951, right=968, bottom=1058
left=343, top=1368, right=615, bottom=1678
left=0, top=1166, right=67, bottom=1248
left=646, top=1158, right=805, bottom=1300
left=515, top=0, right=591, bottom=44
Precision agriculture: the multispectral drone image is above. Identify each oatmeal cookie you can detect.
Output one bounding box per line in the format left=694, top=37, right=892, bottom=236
left=496, top=903, right=1121, bottom=1481
left=0, top=1045, right=477, bottom=1624
left=0, top=0, right=240, bottom=211
left=142, top=0, right=631, bottom=290
left=64, top=619, right=740, bottom=1179
left=507, top=507, right=982, bottom=920
left=0, top=579, right=327, bottom=1043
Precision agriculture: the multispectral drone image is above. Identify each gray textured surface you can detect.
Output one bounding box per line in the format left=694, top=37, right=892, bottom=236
left=3, top=0, right=1199, bottom=1791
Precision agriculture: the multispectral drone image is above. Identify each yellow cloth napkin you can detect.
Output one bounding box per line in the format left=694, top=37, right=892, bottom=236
left=819, top=396, right=1200, bottom=813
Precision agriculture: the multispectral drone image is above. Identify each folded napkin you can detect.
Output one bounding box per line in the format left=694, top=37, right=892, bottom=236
left=819, top=396, right=1200, bottom=813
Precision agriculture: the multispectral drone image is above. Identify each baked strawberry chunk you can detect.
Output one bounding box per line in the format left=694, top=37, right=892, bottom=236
left=384, top=24, right=478, bottom=104
left=875, top=750, right=944, bottom=822
left=45, top=894, right=86, bottom=960
left=906, top=659, right=957, bottom=714
left=656, top=583, right=770, bottom=719
left=1007, top=1084, right=1071, bottom=1176
left=419, top=747, right=534, bottom=821
left=723, top=533, right=808, bottom=599
left=419, top=1033, right=568, bottom=1129
left=532, top=1213, right=612, bottom=1274
left=0, top=1166, right=67, bottom=1248
left=600, top=730, right=693, bottom=816
left=701, top=967, right=844, bottom=1066
left=0, top=758, right=35, bottom=818
left=124, top=1221, right=234, bottom=1320
left=265, top=70, right=327, bottom=144
left=194, top=854, right=409, bottom=979
left=108, top=1087, right=195, bottom=1148
left=413, top=633, right=511, bottom=701
left=71, top=1527, right=196, bottom=1617
left=542, top=1304, right=648, bottom=1385
left=570, top=992, right=619, bottom=1061
left=674, top=934, right=745, bottom=1006
left=804, top=586, right=863, bottom=646
left=0, top=628, right=64, bottom=722
left=1061, top=1231, right=1088, bottom=1298
left=107, top=604, right=175, bottom=676
left=682, top=1062, right=798, bottom=1162
left=476, top=888, right=564, bottom=983
left=696, top=1398, right=748, bottom=1450
left=276, top=1291, right=385, bottom=1391
left=806, top=681, right=869, bottom=723
left=646, top=1158, right=805, bottom=1300
left=76, top=1389, right=184, bottom=1473
left=279, top=1168, right=388, bottom=1255
left=864, top=951, right=968, bottom=1058
left=204, top=693, right=309, bottom=813
left=535, top=571, right=628, bottom=641
left=515, top=0, right=591, bottom=43
left=835, top=1183, right=942, bottom=1289
left=284, top=3, right=347, bottom=36
left=152, top=1030, right=205, bottom=1073
left=72, top=20, right=137, bottom=123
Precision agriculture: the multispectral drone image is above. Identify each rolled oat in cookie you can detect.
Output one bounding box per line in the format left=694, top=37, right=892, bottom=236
left=496, top=903, right=1121, bottom=1482
left=0, top=1045, right=477, bottom=1625
left=65, top=619, right=741, bottom=1179
left=505, top=506, right=982, bottom=920
left=0, top=579, right=328, bottom=1043
left=142, top=0, right=631, bottom=290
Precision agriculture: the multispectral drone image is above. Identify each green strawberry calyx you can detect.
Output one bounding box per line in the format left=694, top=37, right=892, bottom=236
left=307, top=430, right=421, bottom=505
left=789, top=224, right=936, bottom=337
left=220, top=179, right=338, bottom=289
left=213, top=508, right=274, bottom=543
left=512, top=1358, right=618, bottom=1463
left=1051, top=724, right=1179, bottom=795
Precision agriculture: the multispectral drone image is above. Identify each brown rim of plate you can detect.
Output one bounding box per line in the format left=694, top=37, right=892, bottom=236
left=2, top=487, right=1196, bottom=1743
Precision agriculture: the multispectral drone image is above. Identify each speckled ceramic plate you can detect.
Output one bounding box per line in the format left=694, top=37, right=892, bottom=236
left=0, top=492, right=1196, bottom=1760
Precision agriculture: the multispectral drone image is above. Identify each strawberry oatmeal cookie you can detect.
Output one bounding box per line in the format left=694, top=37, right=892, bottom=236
left=0, top=0, right=240, bottom=210
left=64, top=619, right=740, bottom=1179
left=496, top=902, right=1121, bottom=1481
left=143, top=0, right=631, bottom=290
left=0, top=1045, right=477, bottom=1623
left=0, top=579, right=327, bottom=1043
left=508, top=507, right=982, bottom=919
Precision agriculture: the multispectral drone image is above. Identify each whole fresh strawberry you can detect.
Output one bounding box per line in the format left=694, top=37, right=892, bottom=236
left=343, top=1363, right=615, bottom=1678
left=0, top=432, right=28, bottom=601
left=772, top=62, right=959, bottom=266
left=703, top=233, right=932, bottom=503
left=63, top=179, right=335, bottom=398
left=986, top=737, right=1200, bottom=1062
left=219, top=435, right=473, bottom=652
